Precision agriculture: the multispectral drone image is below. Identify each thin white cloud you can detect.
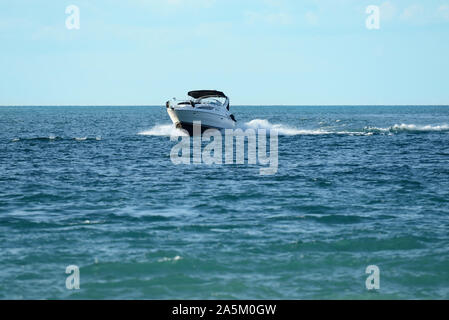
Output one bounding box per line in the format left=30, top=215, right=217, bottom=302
left=165, top=0, right=215, bottom=7
left=245, top=0, right=296, bottom=26
left=437, top=4, right=449, bottom=21
left=0, top=17, right=32, bottom=31
left=262, top=0, right=287, bottom=8
left=132, top=0, right=215, bottom=9
left=305, top=11, right=318, bottom=26
left=400, top=4, right=424, bottom=22
left=380, top=1, right=396, bottom=21
left=245, top=11, right=293, bottom=25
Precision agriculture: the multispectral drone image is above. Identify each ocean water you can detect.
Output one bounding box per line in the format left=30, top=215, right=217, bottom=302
left=1, top=105, right=448, bottom=299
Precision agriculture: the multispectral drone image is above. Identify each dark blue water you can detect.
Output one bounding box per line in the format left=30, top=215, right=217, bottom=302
left=1, top=106, right=448, bottom=299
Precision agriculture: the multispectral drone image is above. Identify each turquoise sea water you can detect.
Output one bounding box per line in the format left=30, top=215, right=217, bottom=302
left=1, top=105, right=448, bottom=299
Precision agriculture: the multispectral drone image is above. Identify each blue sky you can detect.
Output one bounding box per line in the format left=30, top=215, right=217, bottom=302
left=1, top=0, right=449, bottom=105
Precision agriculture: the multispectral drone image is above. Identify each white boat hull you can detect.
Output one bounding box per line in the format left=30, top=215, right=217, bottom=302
left=167, top=108, right=236, bottom=135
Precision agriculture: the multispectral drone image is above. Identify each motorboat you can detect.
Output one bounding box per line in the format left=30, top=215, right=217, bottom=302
left=166, top=90, right=236, bottom=135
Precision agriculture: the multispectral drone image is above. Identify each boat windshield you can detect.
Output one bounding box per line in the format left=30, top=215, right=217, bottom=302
left=197, top=97, right=226, bottom=106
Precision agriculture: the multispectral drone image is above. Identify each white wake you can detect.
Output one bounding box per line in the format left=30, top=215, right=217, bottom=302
left=138, top=124, right=188, bottom=137
left=241, top=119, right=332, bottom=136
left=365, top=123, right=449, bottom=133
left=138, top=121, right=449, bottom=137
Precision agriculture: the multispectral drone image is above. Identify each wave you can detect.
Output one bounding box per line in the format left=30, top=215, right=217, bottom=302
left=138, top=124, right=188, bottom=137
left=137, top=121, right=449, bottom=137
left=138, top=120, right=333, bottom=137
left=157, top=256, right=183, bottom=263
left=10, top=136, right=63, bottom=142
left=242, top=119, right=332, bottom=136
left=246, top=120, right=449, bottom=136
left=364, top=123, right=449, bottom=134
left=10, top=136, right=102, bottom=142
left=74, top=136, right=102, bottom=141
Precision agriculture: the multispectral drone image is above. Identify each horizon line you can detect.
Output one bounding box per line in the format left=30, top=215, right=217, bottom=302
left=1, top=104, right=449, bottom=107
